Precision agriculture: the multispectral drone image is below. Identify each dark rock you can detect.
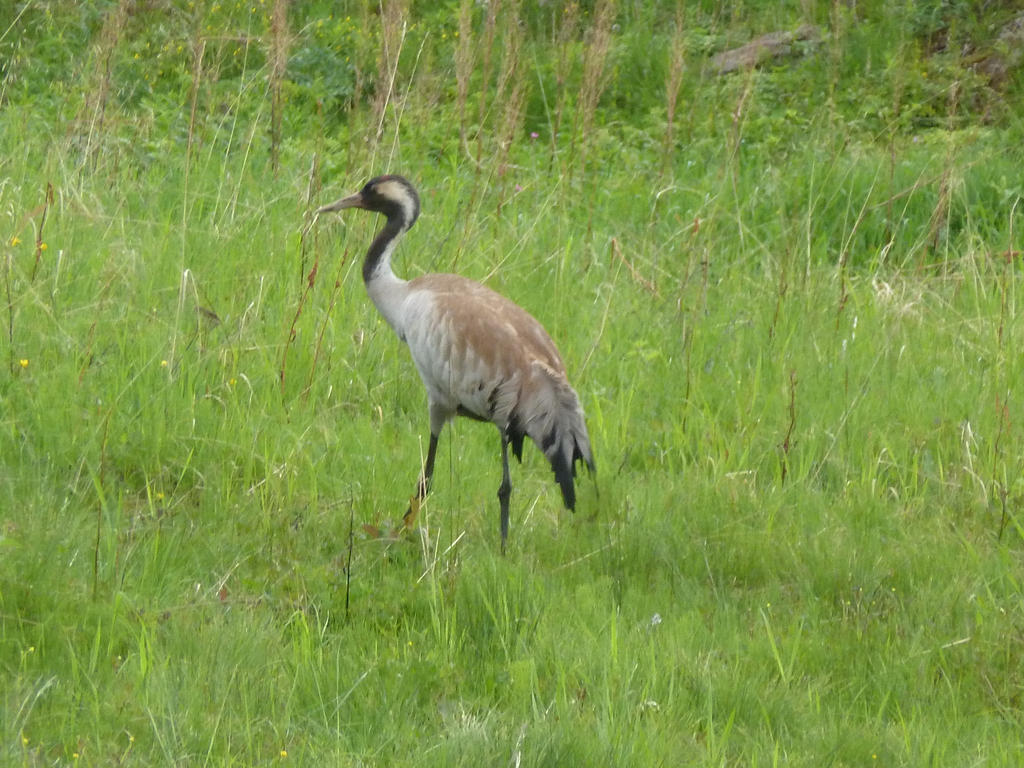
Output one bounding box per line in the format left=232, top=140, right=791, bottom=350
left=711, top=24, right=822, bottom=75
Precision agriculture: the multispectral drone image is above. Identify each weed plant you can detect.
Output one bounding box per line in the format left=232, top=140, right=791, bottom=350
left=2, top=1, right=1023, bottom=765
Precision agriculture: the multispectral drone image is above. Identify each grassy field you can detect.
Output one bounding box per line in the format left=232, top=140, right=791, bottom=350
left=3, top=0, right=1024, bottom=765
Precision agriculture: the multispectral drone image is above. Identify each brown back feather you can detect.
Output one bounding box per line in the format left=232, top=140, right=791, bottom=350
left=408, top=274, right=594, bottom=506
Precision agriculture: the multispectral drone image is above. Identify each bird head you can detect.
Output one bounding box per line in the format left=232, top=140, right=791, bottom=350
left=317, top=174, right=421, bottom=229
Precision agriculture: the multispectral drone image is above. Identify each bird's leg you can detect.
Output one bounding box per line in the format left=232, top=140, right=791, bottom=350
left=497, top=432, right=512, bottom=554
left=403, top=432, right=439, bottom=530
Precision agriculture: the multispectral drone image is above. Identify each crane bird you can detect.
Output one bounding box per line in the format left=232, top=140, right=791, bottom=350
left=317, top=174, right=594, bottom=552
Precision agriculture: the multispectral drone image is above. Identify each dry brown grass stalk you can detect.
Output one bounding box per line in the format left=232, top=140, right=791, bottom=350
left=372, top=0, right=408, bottom=147
left=495, top=11, right=526, bottom=213
left=186, top=37, right=207, bottom=165
left=268, top=0, right=290, bottom=175
left=992, top=195, right=1019, bottom=538
left=835, top=172, right=880, bottom=328
left=492, top=2, right=523, bottom=127
left=727, top=70, right=754, bottom=178
left=662, top=4, right=687, bottom=174
left=280, top=255, right=319, bottom=398
left=926, top=82, right=962, bottom=262
left=779, top=369, right=798, bottom=484
left=3, top=251, right=13, bottom=375
left=769, top=251, right=789, bottom=342
left=78, top=0, right=132, bottom=169
left=304, top=243, right=350, bottom=402
left=573, top=0, right=615, bottom=180
left=454, top=0, right=474, bottom=148
left=611, top=237, right=657, bottom=295
left=300, top=152, right=321, bottom=281
left=495, top=82, right=526, bottom=215
left=30, top=182, right=54, bottom=282
left=551, top=2, right=580, bottom=166
left=474, top=0, right=503, bottom=170
left=347, top=4, right=372, bottom=116
left=827, top=0, right=849, bottom=145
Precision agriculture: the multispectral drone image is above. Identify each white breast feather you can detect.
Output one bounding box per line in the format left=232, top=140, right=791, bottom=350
left=402, top=289, right=521, bottom=426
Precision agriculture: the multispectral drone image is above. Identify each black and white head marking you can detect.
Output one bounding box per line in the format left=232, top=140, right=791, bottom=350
left=361, top=175, right=421, bottom=229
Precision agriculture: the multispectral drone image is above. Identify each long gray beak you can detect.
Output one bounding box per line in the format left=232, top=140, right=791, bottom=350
left=316, top=191, right=364, bottom=215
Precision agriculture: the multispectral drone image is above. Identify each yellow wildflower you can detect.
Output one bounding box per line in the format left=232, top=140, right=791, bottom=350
left=9, top=236, right=21, bottom=246
left=18, top=359, right=28, bottom=368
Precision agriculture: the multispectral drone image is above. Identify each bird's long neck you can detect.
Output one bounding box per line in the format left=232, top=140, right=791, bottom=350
left=363, top=215, right=405, bottom=283
left=363, top=215, right=411, bottom=338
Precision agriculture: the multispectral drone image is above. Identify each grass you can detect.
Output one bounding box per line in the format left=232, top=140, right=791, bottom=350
left=3, top=0, right=1024, bottom=765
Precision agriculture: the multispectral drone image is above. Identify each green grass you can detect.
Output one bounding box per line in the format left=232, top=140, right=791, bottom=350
left=3, top=1, right=1024, bottom=765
